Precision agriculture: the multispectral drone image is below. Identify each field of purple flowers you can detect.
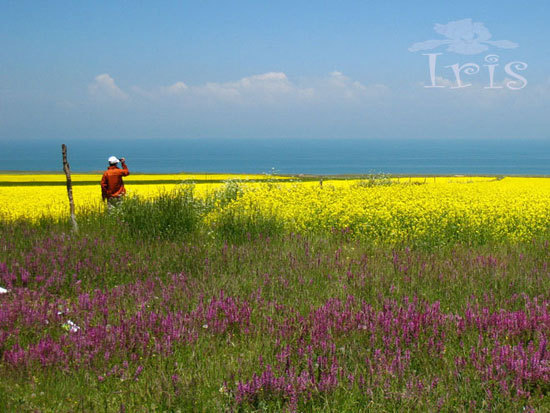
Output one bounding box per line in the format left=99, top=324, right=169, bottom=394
left=1, top=217, right=549, bottom=411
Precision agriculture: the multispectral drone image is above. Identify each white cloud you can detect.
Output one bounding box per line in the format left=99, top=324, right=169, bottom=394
left=161, top=81, right=189, bottom=95
left=195, top=81, right=241, bottom=101
left=428, top=76, right=454, bottom=88
left=192, top=72, right=295, bottom=103
left=185, top=71, right=388, bottom=104
left=329, top=71, right=365, bottom=90
left=91, top=71, right=388, bottom=107
left=88, top=74, right=128, bottom=100
left=130, top=85, right=155, bottom=99
left=330, top=71, right=387, bottom=97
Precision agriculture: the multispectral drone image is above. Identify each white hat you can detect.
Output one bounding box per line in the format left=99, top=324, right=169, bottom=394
left=108, top=156, right=119, bottom=165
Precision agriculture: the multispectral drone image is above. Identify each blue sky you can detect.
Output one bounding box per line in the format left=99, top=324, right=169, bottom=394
left=1, top=0, right=549, bottom=141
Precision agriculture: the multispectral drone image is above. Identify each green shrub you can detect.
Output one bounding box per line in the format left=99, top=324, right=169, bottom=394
left=207, top=180, right=244, bottom=210
left=112, top=185, right=201, bottom=240
left=214, top=207, right=284, bottom=243
left=355, top=172, right=394, bottom=187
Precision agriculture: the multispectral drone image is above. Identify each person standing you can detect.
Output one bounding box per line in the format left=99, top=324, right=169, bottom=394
left=101, top=156, right=129, bottom=207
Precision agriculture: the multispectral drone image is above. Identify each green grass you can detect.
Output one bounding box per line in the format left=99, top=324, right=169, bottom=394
left=1, top=196, right=550, bottom=411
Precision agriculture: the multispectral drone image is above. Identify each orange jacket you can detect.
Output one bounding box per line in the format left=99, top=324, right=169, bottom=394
left=101, top=162, right=130, bottom=200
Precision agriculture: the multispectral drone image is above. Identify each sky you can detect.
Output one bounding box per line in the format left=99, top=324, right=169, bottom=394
left=0, top=0, right=549, bottom=141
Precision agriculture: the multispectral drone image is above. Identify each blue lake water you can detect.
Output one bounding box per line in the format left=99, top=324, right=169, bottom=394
left=1, top=138, right=550, bottom=175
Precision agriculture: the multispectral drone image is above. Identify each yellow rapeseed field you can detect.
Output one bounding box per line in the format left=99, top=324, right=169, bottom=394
left=205, top=177, right=550, bottom=243
left=2, top=174, right=550, bottom=243
left=0, top=182, right=220, bottom=221
left=0, top=173, right=286, bottom=221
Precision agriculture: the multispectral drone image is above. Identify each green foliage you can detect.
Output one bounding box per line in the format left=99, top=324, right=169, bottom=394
left=355, top=171, right=394, bottom=187
left=5, top=177, right=550, bottom=411
left=111, top=185, right=202, bottom=240
left=214, top=207, right=285, bottom=243
left=209, top=181, right=285, bottom=243
left=1, top=220, right=550, bottom=411
left=94, top=180, right=284, bottom=243
left=207, top=179, right=245, bottom=210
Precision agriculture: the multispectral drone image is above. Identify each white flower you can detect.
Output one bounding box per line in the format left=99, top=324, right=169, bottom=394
left=62, top=320, right=81, bottom=333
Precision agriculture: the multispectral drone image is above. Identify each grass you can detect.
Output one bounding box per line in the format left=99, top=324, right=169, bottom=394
left=111, top=186, right=202, bottom=240
left=1, top=190, right=549, bottom=411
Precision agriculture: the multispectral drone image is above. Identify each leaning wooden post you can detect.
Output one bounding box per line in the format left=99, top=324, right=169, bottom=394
left=62, top=144, right=78, bottom=233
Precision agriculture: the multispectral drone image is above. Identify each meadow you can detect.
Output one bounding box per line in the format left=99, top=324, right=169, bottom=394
left=1, top=174, right=550, bottom=411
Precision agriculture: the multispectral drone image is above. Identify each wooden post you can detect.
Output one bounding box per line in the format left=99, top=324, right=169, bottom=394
left=62, top=144, right=78, bottom=233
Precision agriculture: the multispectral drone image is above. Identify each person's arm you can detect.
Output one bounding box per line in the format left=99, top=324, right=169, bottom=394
left=120, top=158, right=129, bottom=176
